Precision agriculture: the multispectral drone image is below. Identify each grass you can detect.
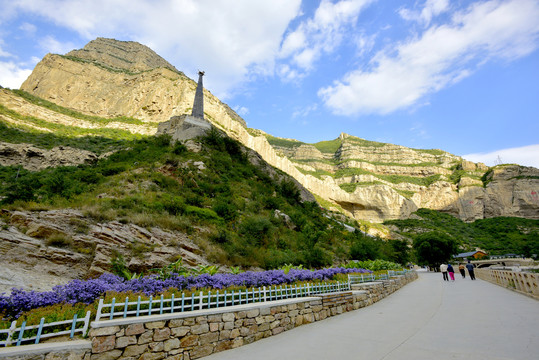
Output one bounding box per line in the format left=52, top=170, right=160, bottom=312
left=0, top=120, right=129, bottom=155
left=11, top=89, right=151, bottom=126
left=264, top=134, right=305, bottom=149
left=0, top=105, right=142, bottom=141
left=313, top=139, right=342, bottom=154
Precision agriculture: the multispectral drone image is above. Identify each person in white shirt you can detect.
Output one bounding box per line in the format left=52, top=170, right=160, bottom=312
left=440, top=263, right=449, bottom=281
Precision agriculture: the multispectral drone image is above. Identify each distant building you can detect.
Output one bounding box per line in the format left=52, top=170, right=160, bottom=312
left=453, top=250, right=488, bottom=260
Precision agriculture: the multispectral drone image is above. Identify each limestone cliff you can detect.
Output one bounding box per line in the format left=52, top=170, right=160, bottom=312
left=10, top=38, right=539, bottom=224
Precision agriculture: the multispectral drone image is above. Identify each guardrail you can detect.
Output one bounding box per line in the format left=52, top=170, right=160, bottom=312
left=348, top=270, right=410, bottom=285
left=0, top=311, right=91, bottom=347
left=475, top=268, right=539, bottom=300
left=95, top=281, right=350, bottom=322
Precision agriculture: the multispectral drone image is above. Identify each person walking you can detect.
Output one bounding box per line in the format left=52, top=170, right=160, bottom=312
left=466, top=260, right=476, bottom=280
left=440, top=263, right=449, bottom=281
left=447, top=263, right=455, bottom=281
left=458, top=263, right=466, bottom=278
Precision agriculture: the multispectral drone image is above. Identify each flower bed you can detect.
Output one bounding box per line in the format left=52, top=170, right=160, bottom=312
left=0, top=267, right=371, bottom=320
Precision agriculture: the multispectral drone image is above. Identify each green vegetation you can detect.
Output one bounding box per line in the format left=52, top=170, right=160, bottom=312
left=386, top=208, right=539, bottom=257
left=413, top=231, right=459, bottom=267
left=0, top=105, right=142, bottom=142
left=376, top=174, right=442, bottom=187
left=0, top=120, right=128, bottom=154
left=0, top=127, right=410, bottom=269
left=345, top=137, right=386, bottom=148
left=11, top=89, right=151, bottom=126
left=60, top=55, right=146, bottom=75
left=264, top=134, right=305, bottom=149
left=414, top=149, right=446, bottom=156
left=313, top=139, right=341, bottom=154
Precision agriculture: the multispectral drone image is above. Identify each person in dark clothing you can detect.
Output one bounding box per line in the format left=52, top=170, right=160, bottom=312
left=466, top=261, right=476, bottom=280
left=447, top=264, right=455, bottom=281
left=459, top=263, right=466, bottom=278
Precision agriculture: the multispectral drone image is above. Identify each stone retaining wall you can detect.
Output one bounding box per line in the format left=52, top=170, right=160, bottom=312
left=0, top=272, right=417, bottom=360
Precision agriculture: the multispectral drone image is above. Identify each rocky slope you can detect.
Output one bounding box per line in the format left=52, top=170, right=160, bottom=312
left=0, top=209, right=207, bottom=294
left=0, top=142, right=98, bottom=170
left=7, top=38, right=538, bottom=223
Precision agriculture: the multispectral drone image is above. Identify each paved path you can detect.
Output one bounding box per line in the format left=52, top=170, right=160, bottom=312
left=205, top=271, right=539, bottom=360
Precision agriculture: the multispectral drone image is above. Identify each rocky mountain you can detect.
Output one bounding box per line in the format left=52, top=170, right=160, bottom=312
left=5, top=38, right=538, bottom=224
left=0, top=208, right=207, bottom=294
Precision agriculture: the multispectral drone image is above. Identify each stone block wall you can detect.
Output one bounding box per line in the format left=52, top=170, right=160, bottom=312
left=0, top=272, right=417, bottom=360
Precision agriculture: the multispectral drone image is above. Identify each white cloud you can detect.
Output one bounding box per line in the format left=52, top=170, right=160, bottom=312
left=319, top=0, right=539, bottom=116
left=39, top=36, right=76, bottom=54
left=5, top=0, right=303, bottom=99
left=19, top=22, right=36, bottom=35
left=279, top=0, right=374, bottom=74
left=292, top=103, right=318, bottom=118
left=463, top=144, right=539, bottom=169
left=233, top=105, right=249, bottom=117
left=399, top=0, right=449, bottom=26
left=0, top=61, right=32, bottom=89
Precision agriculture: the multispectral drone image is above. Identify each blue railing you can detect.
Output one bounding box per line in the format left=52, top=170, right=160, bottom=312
left=95, top=281, right=350, bottom=322
left=0, top=311, right=91, bottom=347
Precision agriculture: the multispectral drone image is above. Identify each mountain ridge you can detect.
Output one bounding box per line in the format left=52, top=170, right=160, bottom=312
left=9, top=37, right=539, bottom=223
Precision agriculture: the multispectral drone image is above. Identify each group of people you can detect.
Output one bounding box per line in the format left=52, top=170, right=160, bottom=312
left=439, top=261, right=476, bottom=281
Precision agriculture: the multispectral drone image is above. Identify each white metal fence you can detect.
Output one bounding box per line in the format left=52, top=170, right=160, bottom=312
left=348, top=270, right=409, bottom=286
left=95, top=281, right=350, bottom=322
left=0, top=311, right=91, bottom=347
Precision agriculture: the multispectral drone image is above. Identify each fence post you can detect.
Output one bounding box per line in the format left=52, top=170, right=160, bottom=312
left=109, top=298, right=116, bottom=320
left=82, top=311, right=91, bottom=337
left=171, top=294, right=175, bottom=314
left=199, top=292, right=203, bottom=311
left=16, top=321, right=26, bottom=346
left=160, top=295, right=164, bottom=315
left=96, top=299, right=104, bottom=322
left=35, top=318, right=45, bottom=344
left=70, top=314, right=78, bottom=338
left=6, top=320, right=17, bottom=346
left=123, top=297, right=129, bottom=318
left=181, top=293, right=185, bottom=312
left=148, top=296, right=153, bottom=316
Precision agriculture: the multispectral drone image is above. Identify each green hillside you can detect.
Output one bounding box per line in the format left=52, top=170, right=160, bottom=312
left=1, top=121, right=412, bottom=268
left=385, top=208, right=539, bottom=257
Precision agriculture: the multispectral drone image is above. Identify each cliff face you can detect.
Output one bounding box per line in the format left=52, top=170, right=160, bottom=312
left=11, top=38, right=539, bottom=223
left=20, top=38, right=246, bottom=128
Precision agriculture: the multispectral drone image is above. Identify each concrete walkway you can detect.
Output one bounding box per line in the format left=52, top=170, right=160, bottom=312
left=205, top=271, right=539, bottom=360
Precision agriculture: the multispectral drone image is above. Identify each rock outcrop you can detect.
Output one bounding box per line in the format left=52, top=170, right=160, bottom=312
left=0, top=142, right=98, bottom=170
left=0, top=209, right=208, bottom=294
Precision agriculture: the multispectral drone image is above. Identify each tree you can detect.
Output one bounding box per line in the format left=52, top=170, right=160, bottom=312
left=413, top=231, right=458, bottom=268
left=350, top=237, right=380, bottom=261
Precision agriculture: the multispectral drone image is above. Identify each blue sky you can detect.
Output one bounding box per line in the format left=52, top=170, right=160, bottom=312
left=0, top=0, right=538, bottom=167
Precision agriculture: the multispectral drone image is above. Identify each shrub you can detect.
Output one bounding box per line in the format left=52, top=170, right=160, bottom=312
left=172, top=141, right=187, bottom=154
left=185, top=206, right=221, bottom=220
left=45, top=234, right=73, bottom=248
left=212, top=200, right=238, bottom=221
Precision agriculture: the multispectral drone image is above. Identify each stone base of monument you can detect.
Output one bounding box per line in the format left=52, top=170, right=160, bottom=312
left=157, top=114, right=212, bottom=142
